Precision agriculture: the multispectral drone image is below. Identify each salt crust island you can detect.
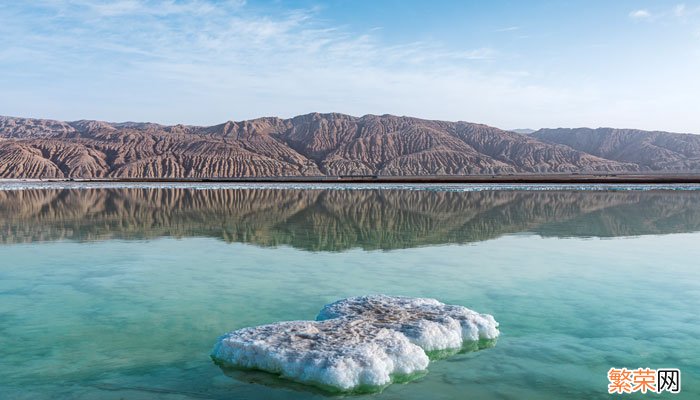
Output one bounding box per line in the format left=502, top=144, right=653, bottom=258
left=211, top=295, right=500, bottom=392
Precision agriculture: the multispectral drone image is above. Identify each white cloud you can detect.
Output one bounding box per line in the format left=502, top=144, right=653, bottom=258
left=0, top=2, right=513, bottom=122
left=629, top=4, right=700, bottom=22
left=629, top=9, right=652, bottom=20
left=674, top=3, right=687, bottom=17
left=672, top=3, right=700, bottom=19
left=35, top=0, right=244, bottom=17
left=1, top=1, right=699, bottom=132
left=87, top=0, right=144, bottom=16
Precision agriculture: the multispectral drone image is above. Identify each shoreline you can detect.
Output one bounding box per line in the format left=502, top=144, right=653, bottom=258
left=3, top=173, right=700, bottom=184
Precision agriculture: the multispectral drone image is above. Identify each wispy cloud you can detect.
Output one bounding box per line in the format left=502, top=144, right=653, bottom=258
left=36, top=0, right=244, bottom=17
left=629, top=3, right=700, bottom=22
left=0, top=0, right=516, bottom=124
left=7, top=2, right=490, bottom=68
left=629, top=9, right=652, bottom=20
left=626, top=3, right=700, bottom=44
left=674, top=3, right=687, bottom=17
left=2, top=1, right=699, bottom=132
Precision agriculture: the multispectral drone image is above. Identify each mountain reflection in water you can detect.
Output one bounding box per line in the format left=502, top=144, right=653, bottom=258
left=1, top=187, right=699, bottom=250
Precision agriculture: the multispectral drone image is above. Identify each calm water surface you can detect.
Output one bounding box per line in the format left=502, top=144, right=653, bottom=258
left=0, top=184, right=699, bottom=399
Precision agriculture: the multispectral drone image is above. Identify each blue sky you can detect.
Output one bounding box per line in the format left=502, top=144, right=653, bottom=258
left=1, top=1, right=699, bottom=132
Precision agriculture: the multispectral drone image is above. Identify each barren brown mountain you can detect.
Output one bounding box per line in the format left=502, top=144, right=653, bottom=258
left=1, top=113, right=698, bottom=179
left=533, top=127, right=700, bottom=171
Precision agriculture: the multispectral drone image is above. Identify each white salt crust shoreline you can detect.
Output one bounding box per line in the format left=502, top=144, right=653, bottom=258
left=2, top=180, right=700, bottom=192
left=211, top=295, right=499, bottom=392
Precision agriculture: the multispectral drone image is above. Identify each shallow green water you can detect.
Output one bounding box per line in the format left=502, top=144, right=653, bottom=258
left=1, top=184, right=699, bottom=399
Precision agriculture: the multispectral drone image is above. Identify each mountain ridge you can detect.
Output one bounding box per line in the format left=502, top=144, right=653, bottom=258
left=1, top=113, right=698, bottom=178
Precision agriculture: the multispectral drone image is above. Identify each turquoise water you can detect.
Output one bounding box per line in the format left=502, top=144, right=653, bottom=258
left=0, top=185, right=699, bottom=399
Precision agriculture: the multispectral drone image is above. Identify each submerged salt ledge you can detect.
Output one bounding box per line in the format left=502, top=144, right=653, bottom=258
left=211, top=295, right=499, bottom=391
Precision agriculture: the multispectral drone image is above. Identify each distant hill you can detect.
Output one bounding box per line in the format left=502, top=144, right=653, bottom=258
left=532, top=127, right=700, bottom=171
left=510, top=129, right=536, bottom=134
left=0, top=113, right=698, bottom=178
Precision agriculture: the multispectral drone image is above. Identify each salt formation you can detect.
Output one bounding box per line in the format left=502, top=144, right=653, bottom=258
left=318, top=296, right=500, bottom=351
left=211, top=295, right=499, bottom=392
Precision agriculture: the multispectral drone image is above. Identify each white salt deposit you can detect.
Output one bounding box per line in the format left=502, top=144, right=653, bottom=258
left=317, top=295, right=500, bottom=351
left=3, top=181, right=699, bottom=192
left=211, top=295, right=499, bottom=392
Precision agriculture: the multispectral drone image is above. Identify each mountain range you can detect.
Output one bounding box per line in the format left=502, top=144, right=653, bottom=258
left=1, top=113, right=699, bottom=178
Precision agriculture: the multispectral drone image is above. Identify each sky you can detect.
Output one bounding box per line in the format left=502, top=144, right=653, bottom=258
left=1, top=1, right=699, bottom=132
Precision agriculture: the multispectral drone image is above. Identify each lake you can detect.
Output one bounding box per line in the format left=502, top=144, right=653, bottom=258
left=0, top=183, right=698, bottom=399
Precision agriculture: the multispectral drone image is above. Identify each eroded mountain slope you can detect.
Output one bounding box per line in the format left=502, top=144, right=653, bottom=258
left=3, top=113, right=696, bottom=178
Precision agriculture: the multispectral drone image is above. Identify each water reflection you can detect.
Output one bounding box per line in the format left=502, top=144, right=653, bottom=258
left=1, top=187, right=699, bottom=250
